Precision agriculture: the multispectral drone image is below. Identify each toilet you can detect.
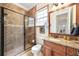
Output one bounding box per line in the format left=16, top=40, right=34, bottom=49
left=31, top=44, right=42, bottom=56
left=31, top=36, right=44, bottom=56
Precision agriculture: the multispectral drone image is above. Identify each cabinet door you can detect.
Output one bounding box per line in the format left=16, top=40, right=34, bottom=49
left=43, top=45, right=52, bottom=56
left=52, top=43, right=66, bottom=56
left=44, top=41, right=66, bottom=56
left=67, top=47, right=77, bottom=56
left=45, top=47, right=52, bottom=56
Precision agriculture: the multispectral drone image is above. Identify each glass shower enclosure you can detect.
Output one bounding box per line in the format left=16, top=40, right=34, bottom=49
left=0, top=7, right=25, bottom=56
left=0, top=7, right=36, bottom=56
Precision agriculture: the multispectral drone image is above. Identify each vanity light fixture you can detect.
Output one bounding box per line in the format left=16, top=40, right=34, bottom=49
left=52, top=3, right=64, bottom=7
left=53, top=3, right=58, bottom=6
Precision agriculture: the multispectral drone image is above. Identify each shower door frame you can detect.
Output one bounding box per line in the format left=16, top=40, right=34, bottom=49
left=1, top=7, right=4, bottom=56
left=0, top=7, right=27, bottom=56
left=24, top=16, right=36, bottom=50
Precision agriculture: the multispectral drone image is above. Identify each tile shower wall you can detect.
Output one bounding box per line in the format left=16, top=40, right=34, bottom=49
left=25, top=27, right=35, bottom=49
left=4, top=9, right=24, bottom=56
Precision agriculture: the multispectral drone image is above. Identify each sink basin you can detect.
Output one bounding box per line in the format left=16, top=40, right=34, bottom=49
left=49, top=38, right=61, bottom=42
left=53, top=39, right=61, bottom=41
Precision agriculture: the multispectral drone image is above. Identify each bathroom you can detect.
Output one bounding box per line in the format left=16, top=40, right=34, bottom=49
left=0, top=3, right=79, bottom=56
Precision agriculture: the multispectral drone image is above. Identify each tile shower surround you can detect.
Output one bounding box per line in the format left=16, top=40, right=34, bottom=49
left=4, top=9, right=24, bottom=56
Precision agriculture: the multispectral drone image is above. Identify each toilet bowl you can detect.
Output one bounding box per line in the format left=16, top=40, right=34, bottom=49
left=31, top=44, right=42, bottom=56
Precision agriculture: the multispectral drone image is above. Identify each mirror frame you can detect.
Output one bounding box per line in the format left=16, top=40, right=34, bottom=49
left=48, top=5, right=79, bottom=36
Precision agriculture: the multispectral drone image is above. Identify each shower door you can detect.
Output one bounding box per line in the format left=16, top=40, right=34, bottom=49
left=24, top=16, right=36, bottom=50
left=4, top=8, right=24, bottom=56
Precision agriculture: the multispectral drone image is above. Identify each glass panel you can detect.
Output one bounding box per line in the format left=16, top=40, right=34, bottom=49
left=36, top=17, right=47, bottom=24
left=4, top=9, right=24, bottom=56
left=28, top=17, right=34, bottom=27
left=36, top=7, right=48, bottom=26
left=25, top=17, right=35, bottom=49
left=36, top=8, right=47, bottom=19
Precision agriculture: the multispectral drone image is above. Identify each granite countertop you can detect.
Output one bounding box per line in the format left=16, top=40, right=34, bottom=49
left=44, top=37, right=79, bottom=49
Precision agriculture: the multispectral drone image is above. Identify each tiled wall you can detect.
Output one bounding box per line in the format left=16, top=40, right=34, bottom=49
left=25, top=27, right=35, bottom=49
left=4, top=9, right=24, bottom=56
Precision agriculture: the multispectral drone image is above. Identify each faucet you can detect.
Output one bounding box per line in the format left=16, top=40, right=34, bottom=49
left=64, top=36, right=67, bottom=40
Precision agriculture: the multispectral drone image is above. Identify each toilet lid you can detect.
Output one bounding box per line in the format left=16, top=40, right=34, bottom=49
left=32, top=45, right=41, bottom=50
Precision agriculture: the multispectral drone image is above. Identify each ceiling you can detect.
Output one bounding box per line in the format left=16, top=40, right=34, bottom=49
left=17, top=3, right=37, bottom=10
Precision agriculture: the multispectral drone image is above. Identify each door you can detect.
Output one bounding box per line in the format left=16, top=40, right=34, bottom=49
left=4, top=8, right=24, bottom=56
left=24, top=16, right=36, bottom=50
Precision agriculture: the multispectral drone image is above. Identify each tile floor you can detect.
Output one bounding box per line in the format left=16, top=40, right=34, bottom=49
left=17, top=48, right=43, bottom=56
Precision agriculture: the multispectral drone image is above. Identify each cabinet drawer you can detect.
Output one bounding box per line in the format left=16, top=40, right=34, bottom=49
left=44, top=40, right=53, bottom=46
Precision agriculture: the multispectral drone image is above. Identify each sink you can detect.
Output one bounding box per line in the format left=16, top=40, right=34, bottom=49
left=53, top=39, right=61, bottom=41
left=49, top=38, right=61, bottom=42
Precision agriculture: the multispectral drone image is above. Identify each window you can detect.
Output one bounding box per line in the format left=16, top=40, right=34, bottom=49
left=36, top=7, right=48, bottom=26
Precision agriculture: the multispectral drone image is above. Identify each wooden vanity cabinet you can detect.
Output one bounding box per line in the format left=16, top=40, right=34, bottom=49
left=43, top=40, right=66, bottom=56
left=42, top=41, right=52, bottom=56
left=66, top=47, right=77, bottom=56
left=43, top=40, right=77, bottom=56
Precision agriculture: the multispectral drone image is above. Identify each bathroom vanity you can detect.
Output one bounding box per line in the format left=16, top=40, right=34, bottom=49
left=42, top=4, right=79, bottom=56
left=42, top=38, right=78, bottom=56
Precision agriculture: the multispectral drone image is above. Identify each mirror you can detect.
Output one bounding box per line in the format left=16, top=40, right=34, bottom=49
left=56, top=13, right=69, bottom=34
left=50, top=6, right=79, bottom=35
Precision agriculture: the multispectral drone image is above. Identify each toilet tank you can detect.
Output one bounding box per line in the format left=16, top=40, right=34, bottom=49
left=36, top=26, right=48, bottom=45
left=36, top=34, right=48, bottom=45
